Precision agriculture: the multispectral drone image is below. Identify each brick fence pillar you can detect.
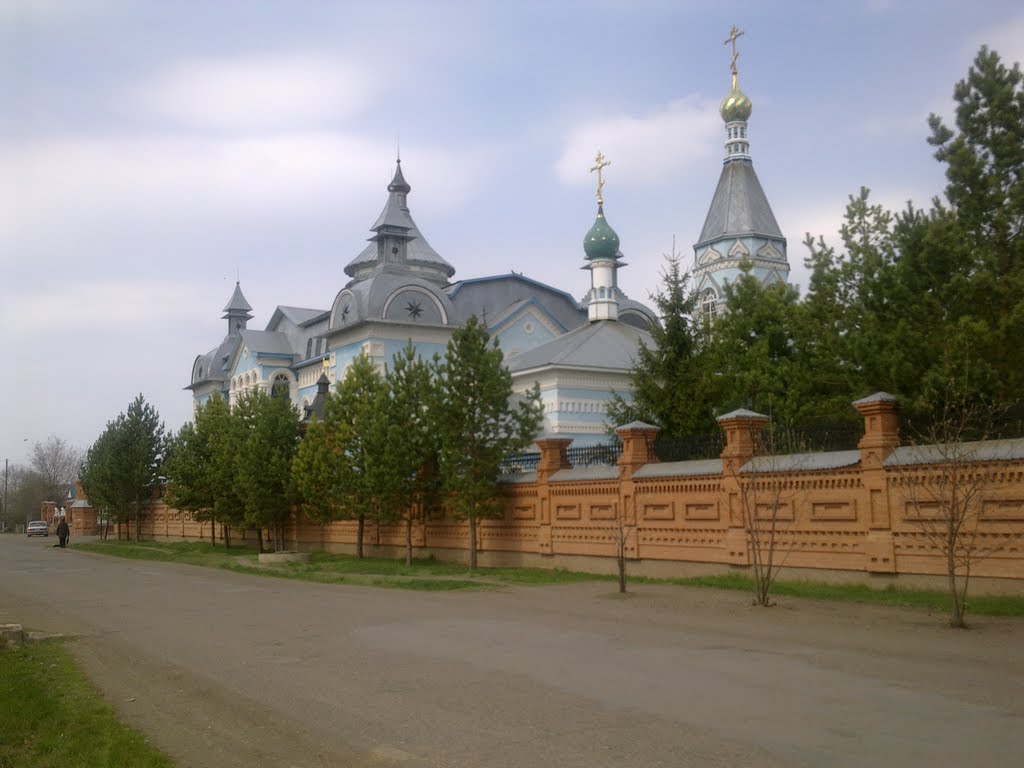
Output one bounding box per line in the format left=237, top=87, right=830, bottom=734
left=717, top=409, right=770, bottom=565
left=853, top=392, right=901, bottom=572
left=533, top=437, right=573, bottom=555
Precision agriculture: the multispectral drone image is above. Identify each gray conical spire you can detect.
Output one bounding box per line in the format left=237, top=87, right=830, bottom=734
left=222, top=282, right=253, bottom=337
left=344, top=159, right=455, bottom=284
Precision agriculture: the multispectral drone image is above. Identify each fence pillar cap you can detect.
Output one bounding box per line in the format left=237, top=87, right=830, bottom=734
left=852, top=391, right=899, bottom=413
left=614, top=421, right=660, bottom=434
left=716, top=408, right=770, bottom=424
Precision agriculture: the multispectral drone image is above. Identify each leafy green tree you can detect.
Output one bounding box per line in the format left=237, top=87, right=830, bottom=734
left=704, top=266, right=802, bottom=422
left=80, top=423, right=131, bottom=540
left=383, top=342, right=441, bottom=566
left=164, top=395, right=244, bottom=547
left=80, top=395, right=167, bottom=542
left=234, top=390, right=301, bottom=553
left=435, top=315, right=543, bottom=571
left=292, top=354, right=390, bottom=558
left=607, top=252, right=716, bottom=437
left=926, top=45, right=1024, bottom=407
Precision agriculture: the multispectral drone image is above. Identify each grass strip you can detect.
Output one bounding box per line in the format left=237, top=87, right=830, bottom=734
left=0, top=640, right=174, bottom=768
left=74, top=539, right=1024, bottom=615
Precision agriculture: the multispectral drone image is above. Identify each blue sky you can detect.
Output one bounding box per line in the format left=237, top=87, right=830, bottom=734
left=2, top=0, right=1022, bottom=466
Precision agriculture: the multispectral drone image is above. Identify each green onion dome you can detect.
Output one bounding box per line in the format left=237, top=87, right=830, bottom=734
left=720, top=74, right=752, bottom=123
left=583, top=205, right=620, bottom=261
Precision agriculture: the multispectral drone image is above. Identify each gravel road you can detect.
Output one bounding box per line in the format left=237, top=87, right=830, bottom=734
left=2, top=535, right=1022, bottom=768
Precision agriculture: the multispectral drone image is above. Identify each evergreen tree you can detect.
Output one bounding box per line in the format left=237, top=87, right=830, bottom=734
left=234, top=389, right=301, bottom=553
left=292, top=354, right=390, bottom=558
left=383, top=342, right=441, bottom=566
left=164, top=395, right=244, bottom=547
left=80, top=394, right=167, bottom=542
left=926, top=45, right=1024, bottom=406
left=606, top=252, right=716, bottom=437
left=704, top=266, right=802, bottom=422
left=435, top=315, right=543, bottom=571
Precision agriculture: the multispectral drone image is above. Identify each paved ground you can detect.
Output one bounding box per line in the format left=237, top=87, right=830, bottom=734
left=1, top=536, right=1022, bottom=768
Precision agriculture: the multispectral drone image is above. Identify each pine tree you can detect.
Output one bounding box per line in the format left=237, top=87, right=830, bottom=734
left=607, top=252, right=715, bottom=437
left=235, top=389, right=301, bottom=553
left=435, top=316, right=543, bottom=571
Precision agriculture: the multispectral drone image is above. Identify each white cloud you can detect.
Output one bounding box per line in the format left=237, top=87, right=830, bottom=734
left=1, top=278, right=216, bottom=333
left=556, top=97, right=720, bottom=190
left=0, top=132, right=487, bottom=260
left=977, top=15, right=1024, bottom=67
left=129, top=53, right=378, bottom=131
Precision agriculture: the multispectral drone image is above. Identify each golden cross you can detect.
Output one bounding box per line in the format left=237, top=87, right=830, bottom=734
left=590, top=151, right=611, bottom=205
left=724, top=25, right=745, bottom=76
left=321, top=356, right=330, bottom=374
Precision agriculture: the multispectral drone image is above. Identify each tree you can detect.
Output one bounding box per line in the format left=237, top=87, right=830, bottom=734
left=80, top=395, right=167, bottom=542
left=704, top=266, right=803, bottom=422
left=383, top=343, right=441, bottom=566
left=606, top=247, right=716, bottom=437
left=292, top=353, right=390, bottom=558
left=895, top=387, right=1019, bottom=628
left=435, top=315, right=543, bottom=571
left=165, top=395, right=244, bottom=547
left=235, top=389, right=301, bottom=553
left=927, top=46, right=1024, bottom=407
left=27, top=435, right=83, bottom=511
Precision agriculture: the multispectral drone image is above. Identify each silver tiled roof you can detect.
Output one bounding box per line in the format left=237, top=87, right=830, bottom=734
left=498, top=471, right=538, bottom=485
left=633, top=459, right=723, bottom=478
left=549, top=465, right=619, bottom=482
left=696, top=160, right=783, bottom=247
left=742, top=450, right=862, bottom=473
left=884, top=439, right=1024, bottom=466
left=505, top=320, right=651, bottom=374
left=238, top=329, right=295, bottom=356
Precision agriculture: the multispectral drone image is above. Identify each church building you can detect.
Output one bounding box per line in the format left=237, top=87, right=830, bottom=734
left=188, top=31, right=788, bottom=444
left=693, top=26, right=791, bottom=323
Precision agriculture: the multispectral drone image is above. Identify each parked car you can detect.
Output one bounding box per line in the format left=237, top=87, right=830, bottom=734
left=26, top=521, right=49, bottom=537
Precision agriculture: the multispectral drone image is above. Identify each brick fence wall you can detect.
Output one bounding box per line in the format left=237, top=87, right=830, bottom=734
left=75, top=393, right=1024, bottom=593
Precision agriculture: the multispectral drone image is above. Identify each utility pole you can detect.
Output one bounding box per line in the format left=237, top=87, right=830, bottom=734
left=3, top=458, right=7, bottom=532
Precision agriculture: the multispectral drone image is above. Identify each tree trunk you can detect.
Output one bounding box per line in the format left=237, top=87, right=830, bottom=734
left=617, top=545, right=626, bottom=594
left=210, top=514, right=216, bottom=547
left=469, top=512, right=477, bottom=573
left=405, top=514, right=413, bottom=567
left=224, top=524, right=231, bottom=549
left=134, top=497, right=141, bottom=543
left=256, top=528, right=264, bottom=554
left=356, top=513, right=365, bottom=559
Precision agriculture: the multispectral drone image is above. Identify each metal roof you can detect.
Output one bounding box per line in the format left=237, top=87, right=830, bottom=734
left=696, top=159, right=784, bottom=247
left=742, top=450, right=862, bottom=473
left=549, top=465, right=619, bottom=482
left=884, top=439, right=1024, bottom=467
left=633, top=459, right=723, bottom=478
left=505, top=320, right=651, bottom=374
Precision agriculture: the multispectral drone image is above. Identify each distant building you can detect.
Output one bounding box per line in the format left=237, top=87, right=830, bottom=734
left=188, top=33, right=790, bottom=443
left=188, top=157, right=657, bottom=445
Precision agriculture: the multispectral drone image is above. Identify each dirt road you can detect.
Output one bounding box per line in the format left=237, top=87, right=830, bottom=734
left=2, top=536, right=1022, bottom=767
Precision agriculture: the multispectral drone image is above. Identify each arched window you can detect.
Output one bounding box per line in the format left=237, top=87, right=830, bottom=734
left=701, top=290, right=719, bottom=325
left=271, top=373, right=290, bottom=399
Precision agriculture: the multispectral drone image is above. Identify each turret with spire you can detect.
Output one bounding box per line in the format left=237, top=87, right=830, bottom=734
left=344, top=158, right=455, bottom=286
left=583, top=151, right=623, bottom=322
left=222, top=281, right=253, bottom=338
left=692, top=26, right=789, bottom=321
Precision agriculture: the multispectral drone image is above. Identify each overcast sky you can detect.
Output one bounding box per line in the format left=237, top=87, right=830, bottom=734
left=2, top=0, right=1023, bottom=467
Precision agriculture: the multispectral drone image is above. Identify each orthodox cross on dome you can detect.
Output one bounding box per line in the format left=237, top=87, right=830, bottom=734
left=724, top=24, right=745, bottom=76
left=321, top=356, right=330, bottom=374
left=590, top=151, right=611, bottom=205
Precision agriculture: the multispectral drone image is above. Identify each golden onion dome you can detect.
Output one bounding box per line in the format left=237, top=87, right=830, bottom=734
left=720, top=74, right=752, bottom=123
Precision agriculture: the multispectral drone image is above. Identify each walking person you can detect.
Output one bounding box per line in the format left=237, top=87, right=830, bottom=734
left=56, top=518, right=69, bottom=549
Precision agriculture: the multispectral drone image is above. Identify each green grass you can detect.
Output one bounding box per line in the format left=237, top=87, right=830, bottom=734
left=0, top=640, right=174, bottom=768
left=73, top=539, right=1024, bottom=615
left=648, top=572, right=1024, bottom=615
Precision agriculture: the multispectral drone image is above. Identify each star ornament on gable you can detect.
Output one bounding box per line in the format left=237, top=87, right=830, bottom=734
left=406, top=300, right=423, bottom=320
